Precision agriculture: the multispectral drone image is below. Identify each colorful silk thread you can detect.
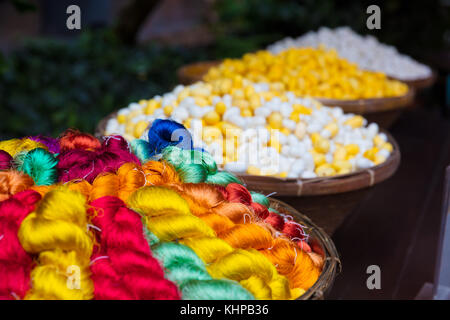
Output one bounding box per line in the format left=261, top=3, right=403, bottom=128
left=18, top=187, right=95, bottom=299
left=127, top=186, right=294, bottom=300
left=0, top=190, right=41, bottom=299
left=89, top=196, right=180, bottom=299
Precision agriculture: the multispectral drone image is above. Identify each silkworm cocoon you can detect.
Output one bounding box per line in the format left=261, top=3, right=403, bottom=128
left=307, top=122, right=322, bottom=134
left=206, top=142, right=223, bottom=162
left=285, top=92, right=296, bottom=100
left=182, top=97, right=196, bottom=107
left=294, top=122, right=307, bottom=140
left=301, top=171, right=317, bottom=179
left=224, top=161, right=247, bottom=173
left=230, top=116, right=246, bottom=128
left=367, top=123, right=379, bottom=137
left=254, top=106, right=271, bottom=118
left=189, top=119, right=203, bottom=133
left=287, top=134, right=298, bottom=147
left=237, top=144, right=249, bottom=159
left=223, top=107, right=240, bottom=122
left=281, top=145, right=291, bottom=156
left=105, top=119, right=119, bottom=133
left=320, top=128, right=332, bottom=139
left=118, top=108, right=131, bottom=116
left=131, top=114, right=147, bottom=124
left=302, top=137, right=313, bottom=150
left=287, top=171, right=299, bottom=178
left=377, top=149, right=390, bottom=159
left=271, top=97, right=281, bottom=106
left=278, top=132, right=288, bottom=145
left=331, top=107, right=344, bottom=118
left=361, top=139, right=374, bottom=151
left=264, top=147, right=280, bottom=159
left=279, top=156, right=293, bottom=172
left=312, top=153, right=327, bottom=167
left=173, top=84, right=184, bottom=95
left=316, top=164, right=336, bottom=177
left=245, top=118, right=258, bottom=128
left=260, top=165, right=279, bottom=176
left=254, top=116, right=266, bottom=126
left=290, top=159, right=306, bottom=175
left=153, top=109, right=165, bottom=118
left=212, top=96, right=221, bottom=105
left=240, top=129, right=257, bottom=142
left=378, top=132, right=388, bottom=142
left=199, top=106, right=215, bottom=118
left=328, top=141, right=336, bottom=154
left=162, top=95, right=176, bottom=107
left=280, top=103, right=293, bottom=117
left=356, top=156, right=374, bottom=169
left=171, top=107, right=189, bottom=122
left=258, top=156, right=272, bottom=167
left=283, top=119, right=297, bottom=131
left=128, top=102, right=142, bottom=111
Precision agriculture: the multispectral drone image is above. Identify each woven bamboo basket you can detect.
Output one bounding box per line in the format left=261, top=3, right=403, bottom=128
left=268, top=198, right=340, bottom=299
left=178, top=60, right=437, bottom=91
left=177, top=60, right=415, bottom=128
left=96, top=112, right=400, bottom=234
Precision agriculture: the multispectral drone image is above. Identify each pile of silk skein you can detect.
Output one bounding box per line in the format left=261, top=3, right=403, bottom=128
left=0, top=120, right=324, bottom=300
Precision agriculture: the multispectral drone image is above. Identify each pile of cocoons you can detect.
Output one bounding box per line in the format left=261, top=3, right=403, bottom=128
left=106, top=81, right=394, bottom=179
left=203, top=47, right=408, bottom=100
left=0, top=129, right=324, bottom=300
left=267, top=26, right=432, bottom=81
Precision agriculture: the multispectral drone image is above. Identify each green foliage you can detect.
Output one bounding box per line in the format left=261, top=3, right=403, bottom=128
left=0, top=30, right=205, bottom=139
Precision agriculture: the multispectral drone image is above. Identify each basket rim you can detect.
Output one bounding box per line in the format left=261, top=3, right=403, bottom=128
left=268, top=198, right=340, bottom=300
left=391, top=69, right=438, bottom=90
left=315, top=88, right=415, bottom=114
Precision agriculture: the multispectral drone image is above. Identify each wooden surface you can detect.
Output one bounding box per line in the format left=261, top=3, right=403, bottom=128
left=96, top=113, right=400, bottom=197
left=279, top=95, right=450, bottom=299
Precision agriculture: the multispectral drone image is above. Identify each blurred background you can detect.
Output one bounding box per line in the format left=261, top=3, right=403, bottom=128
left=0, top=0, right=449, bottom=139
